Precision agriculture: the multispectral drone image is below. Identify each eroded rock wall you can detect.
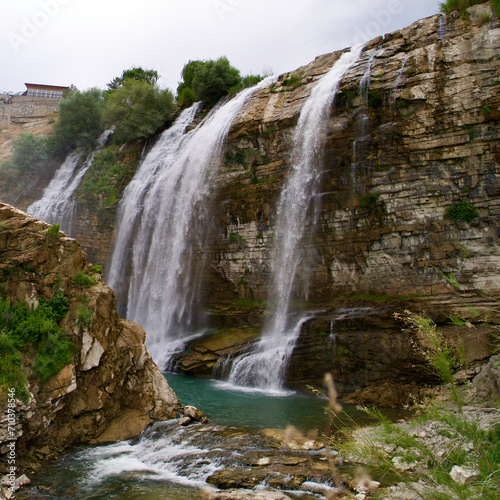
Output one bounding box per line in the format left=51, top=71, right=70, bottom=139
left=0, top=203, right=180, bottom=472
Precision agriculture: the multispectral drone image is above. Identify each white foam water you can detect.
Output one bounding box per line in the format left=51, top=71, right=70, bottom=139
left=107, top=77, right=277, bottom=368
left=228, top=44, right=365, bottom=391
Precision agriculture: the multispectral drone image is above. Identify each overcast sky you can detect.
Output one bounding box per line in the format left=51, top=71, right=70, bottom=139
left=1, top=0, right=440, bottom=95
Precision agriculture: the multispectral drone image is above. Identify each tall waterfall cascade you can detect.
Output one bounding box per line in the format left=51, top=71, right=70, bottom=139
left=27, top=129, right=113, bottom=234
left=107, top=77, right=277, bottom=368
left=228, top=44, right=365, bottom=391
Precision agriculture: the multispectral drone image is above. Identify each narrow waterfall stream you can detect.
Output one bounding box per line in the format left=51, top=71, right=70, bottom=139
left=107, top=77, right=277, bottom=369
left=27, top=130, right=113, bottom=234
left=227, top=44, right=365, bottom=392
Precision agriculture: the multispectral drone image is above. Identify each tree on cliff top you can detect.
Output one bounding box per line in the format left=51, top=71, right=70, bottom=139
left=177, top=57, right=242, bottom=106
left=49, top=88, right=105, bottom=158
left=103, top=79, right=176, bottom=143
left=107, top=66, right=160, bottom=91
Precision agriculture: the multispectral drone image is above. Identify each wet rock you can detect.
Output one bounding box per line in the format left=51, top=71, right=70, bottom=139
left=207, top=489, right=292, bottom=500
left=178, top=417, right=192, bottom=426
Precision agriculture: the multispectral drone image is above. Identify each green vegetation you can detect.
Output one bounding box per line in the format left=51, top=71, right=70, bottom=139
left=336, top=308, right=500, bottom=499
left=440, top=0, right=500, bottom=17
left=45, top=223, right=61, bottom=241
left=281, top=72, right=304, bottom=89
left=177, top=57, right=242, bottom=106
left=228, top=232, right=246, bottom=245
left=103, top=79, right=176, bottom=143
left=368, top=89, right=383, bottom=108
left=359, top=192, right=386, bottom=219
left=0, top=294, right=76, bottom=401
left=107, top=66, right=159, bottom=92
left=72, top=271, right=98, bottom=288
left=0, top=133, right=50, bottom=201
left=80, top=147, right=126, bottom=207
left=11, top=133, right=49, bottom=174
left=76, top=303, right=94, bottom=329
left=445, top=200, right=479, bottom=223
left=49, top=88, right=105, bottom=158
left=93, top=265, right=103, bottom=274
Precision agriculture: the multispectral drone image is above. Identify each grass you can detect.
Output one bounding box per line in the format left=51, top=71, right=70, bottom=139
left=440, top=0, right=500, bottom=17
left=73, top=271, right=98, bottom=288
left=334, top=309, right=500, bottom=499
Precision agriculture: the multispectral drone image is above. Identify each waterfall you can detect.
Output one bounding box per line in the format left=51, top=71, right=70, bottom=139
left=227, top=44, right=365, bottom=392
left=391, top=53, right=409, bottom=108
left=27, top=130, right=112, bottom=234
left=107, top=77, right=276, bottom=369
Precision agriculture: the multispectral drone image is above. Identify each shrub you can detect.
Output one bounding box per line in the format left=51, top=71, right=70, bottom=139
left=177, top=57, right=242, bottom=103
left=49, top=88, right=105, bottom=158
left=11, top=133, right=49, bottom=175
left=103, top=80, right=176, bottom=142
left=93, top=265, right=103, bottom=274
left=107, top=66, right=159, bottom=91
left=46, top=223, right=60, bottom=241
left=0, top=296, right=75, bottom=399
left=440, top=0, right=500, bottom=17
left=35, top=332, right=77, bottom=381
left=73, top=271, right=98, bottom=288
left=281, top=72, right=303, bottom=89
left=445, top=200, right=479, bottom=223
left=359, top=192, right=386, bottom=218
left=76, top=303, right=94, bottom=329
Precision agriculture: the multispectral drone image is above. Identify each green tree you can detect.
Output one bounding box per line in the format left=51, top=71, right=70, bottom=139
left=177, top=57, right=242, bottom=104
left=11, top=133, right=49, bottom=174
left=50, top=88, right=105, bottom=157
left=107, top=66, right=160, bottom=91
left=103, top=79, right=176, bottom=142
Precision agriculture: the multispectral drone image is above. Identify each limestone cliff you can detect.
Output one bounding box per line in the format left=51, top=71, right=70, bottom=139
left=0, top=203, right=181, bottom=473
left=177, top=3, right=500, bottom=395
left=3, top=3, right=500, bottom=401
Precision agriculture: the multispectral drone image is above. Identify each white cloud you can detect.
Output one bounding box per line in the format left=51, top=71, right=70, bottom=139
left=0, top=0, right=439, bottom=94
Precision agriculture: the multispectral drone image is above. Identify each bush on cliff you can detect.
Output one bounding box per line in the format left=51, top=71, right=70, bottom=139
left=103, top=79, right=176, bottom=142
left=177, top=57, right=242, bottom=105
left=49, top=88, right=105, bottom=158
left=440, top=0, right=500, bottom=17
left=11, top=133, right=49, bottom=174
left=0, top=295, right=76, bottom=401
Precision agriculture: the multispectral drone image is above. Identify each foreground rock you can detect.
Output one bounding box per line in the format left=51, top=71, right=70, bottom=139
left=0, top=204, right=181, bottom=473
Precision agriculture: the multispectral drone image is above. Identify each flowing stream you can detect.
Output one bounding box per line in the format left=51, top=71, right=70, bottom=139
left=16, top=375, right=345, bottom=500
left=227, top=44, right=365, bottom=391
left=107, top=78, right=276, bottom=369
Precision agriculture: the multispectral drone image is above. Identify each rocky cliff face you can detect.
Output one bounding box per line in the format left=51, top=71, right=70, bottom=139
left=0, top=203, right=181, bottom=473
left=179, top=4, right=500, bottom=395
left=3, top=4, right=500, bottom=402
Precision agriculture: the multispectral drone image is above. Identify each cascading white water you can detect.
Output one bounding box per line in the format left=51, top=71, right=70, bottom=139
left=27, top=130, right=113, bottom=234
left=107, top=77, right=276, bottom=369
left=228, top=44, right=365, bottom=391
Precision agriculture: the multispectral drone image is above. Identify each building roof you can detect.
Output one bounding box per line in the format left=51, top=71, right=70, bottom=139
left=25, top=83, right=69, bottom=92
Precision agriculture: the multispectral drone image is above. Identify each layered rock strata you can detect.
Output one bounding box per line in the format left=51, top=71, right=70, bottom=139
left=0, top=203, right=181, bottom=473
